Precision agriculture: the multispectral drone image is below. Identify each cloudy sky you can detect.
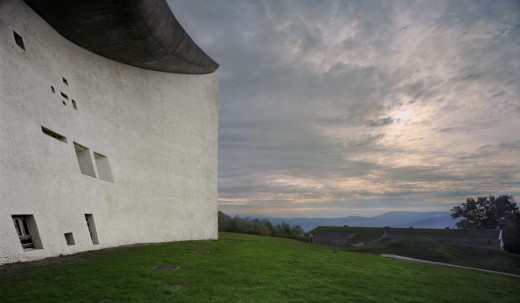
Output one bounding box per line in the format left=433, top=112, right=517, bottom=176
left=169, top=0, right=520, bottom=218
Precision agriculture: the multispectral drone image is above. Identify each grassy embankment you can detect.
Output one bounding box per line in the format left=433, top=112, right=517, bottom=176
left=1, top=232, right=519, bottom=303
left=313, top=226, right=520, bottom=274
left=351, top=236, right=520, bottom=274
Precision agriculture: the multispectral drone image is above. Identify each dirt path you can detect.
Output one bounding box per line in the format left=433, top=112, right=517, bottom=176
left=381, top=254, right=520, bottom=278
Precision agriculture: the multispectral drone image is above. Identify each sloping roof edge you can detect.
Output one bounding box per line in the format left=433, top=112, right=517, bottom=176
left=23, top=0, right=219, bottom=74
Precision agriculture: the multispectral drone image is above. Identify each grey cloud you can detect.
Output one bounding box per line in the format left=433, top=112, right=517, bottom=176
left=367, top=117, right=394, bottom=127
left=499, top=140, right=520, bottom=150
left=385, top=166, right=464, bottom=182
left=171, top=0, right=520, bottom=216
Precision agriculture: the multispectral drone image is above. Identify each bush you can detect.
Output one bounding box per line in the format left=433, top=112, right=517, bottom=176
left=218, top=211, right=305, bottom=240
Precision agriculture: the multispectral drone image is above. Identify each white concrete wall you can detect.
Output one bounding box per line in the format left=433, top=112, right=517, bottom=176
left=0, top=0, right=218, bottom=265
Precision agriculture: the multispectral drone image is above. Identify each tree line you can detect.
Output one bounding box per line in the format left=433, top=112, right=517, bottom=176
left=218, top=211, right=305, bottom=240
left=451, top=195, right=520, bottom=253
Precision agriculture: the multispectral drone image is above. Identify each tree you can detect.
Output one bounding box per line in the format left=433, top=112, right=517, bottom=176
left=451, top=195, right=520, bottom=253
left=290, top=225, right=304, bottom=238
left=216, top=211, right=306, bottom=241
left=451, top=195, right=519, bottom=229
left=218, top=211, right=232, bottom=232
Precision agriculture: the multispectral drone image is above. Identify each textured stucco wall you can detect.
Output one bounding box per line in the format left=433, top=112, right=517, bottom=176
left=0, top=0, right=218, bottom=265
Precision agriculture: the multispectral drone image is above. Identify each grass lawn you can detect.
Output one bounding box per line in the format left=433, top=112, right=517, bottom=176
left=0, top=232, right=519, bottom=303
left=350, top=236, right=520, bottom=275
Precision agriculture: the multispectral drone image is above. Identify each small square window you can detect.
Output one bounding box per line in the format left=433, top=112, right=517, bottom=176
left=74, top=142, right=96, bottom=178
left=64, top=232, right=75, bottom=246
left=13, top=31, right=25, bottom=50
left=94, top=152, right=114, bottom=182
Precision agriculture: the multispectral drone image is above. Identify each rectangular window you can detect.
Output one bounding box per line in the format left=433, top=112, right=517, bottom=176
left=64, top=232, right=75, bottom=245
left=12, top=215, right=43, bottom=250
left=85, top=214, right=99, bottom=244
left=62, top=77, right=68, bottom=86
left=51, top=86, right=55, bottom=93
left=61, top=92, right=69, bottom=100
left=13, top=31, right=25, bottom=50
left=94, top=152, right=114, bottom=182
left=41, top=126, right=67, bottom=143
left=72, top=99, right=77, bottom=110
left=74, top=142, right=96, bottom=178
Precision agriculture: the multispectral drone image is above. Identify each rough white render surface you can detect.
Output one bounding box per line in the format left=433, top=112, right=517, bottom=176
left=0, top=0, right=218, bottom=265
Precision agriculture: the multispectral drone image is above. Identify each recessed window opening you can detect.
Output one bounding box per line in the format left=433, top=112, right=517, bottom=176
left=11, top=215, right=43, bottom=250
left=13, top=31, right=25, bottom=50
left=63, top=101, right=66, bottom=106
left=61, top=92, right=68, bottom=100
left=74, top=142, right=96, bottom=178
left=62, top=77, right=68, bottom=86
left=85, top=214, right=99, bottom=244
left=12, top=216, right=32, bottom=249
left=94, top=152, right=114, bottom=182
left=64, top=232, right=75, bottom=245
left=72, top=99, right=77, bottom=110
left=51, top=86, right=55, bottom=93
left=41, top=126, right=67, bottom=143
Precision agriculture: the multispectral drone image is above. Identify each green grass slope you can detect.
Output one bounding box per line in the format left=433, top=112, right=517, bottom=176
left=351, top=236, right=520, bottom=275
left=0, top=233, right=519, bottom=303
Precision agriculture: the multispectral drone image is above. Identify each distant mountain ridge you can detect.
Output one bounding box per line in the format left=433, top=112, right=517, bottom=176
left=249, top=211, right=458, bottom=232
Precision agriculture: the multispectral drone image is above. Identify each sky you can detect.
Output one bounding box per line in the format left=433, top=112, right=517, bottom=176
left=169, top=0, right=520, bottom=218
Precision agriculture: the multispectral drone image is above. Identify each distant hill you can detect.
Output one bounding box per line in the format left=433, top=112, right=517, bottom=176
left=250, top=211, right=458, bottom=232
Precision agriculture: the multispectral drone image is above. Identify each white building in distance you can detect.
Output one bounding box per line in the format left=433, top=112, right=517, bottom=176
left=0, top=0, right=219, bottom=265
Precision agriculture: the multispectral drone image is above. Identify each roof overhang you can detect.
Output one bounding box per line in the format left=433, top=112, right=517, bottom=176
left=23, top=0, right=219, bottom=74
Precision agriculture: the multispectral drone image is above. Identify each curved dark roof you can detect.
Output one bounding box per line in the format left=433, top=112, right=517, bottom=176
left=23, top=0, right=218, bottom=74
